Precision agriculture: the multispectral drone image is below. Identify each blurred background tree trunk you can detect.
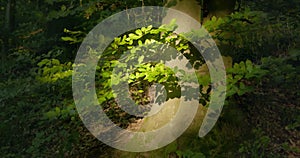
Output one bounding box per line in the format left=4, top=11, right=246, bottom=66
left=2, top=0, right=15, bottom=58
left=205, top=0, right=236, bottom=19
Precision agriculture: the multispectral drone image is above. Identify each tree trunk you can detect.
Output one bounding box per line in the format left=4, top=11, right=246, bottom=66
left=164, top=0, right=237, bottom=24
left=2, top=0, right=15, bottom=58
left=203, top=0, right=236, bottom=23
left=165, top=0, right=201, bottom=22
left=162, top=0, right=233, bottom=140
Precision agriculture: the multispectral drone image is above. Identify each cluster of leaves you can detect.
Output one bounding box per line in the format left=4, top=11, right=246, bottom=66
left=128, top=63, right=179, bottom=105
left=260, top=49, right=300, bottom=98
left=232, top=49, right=300, bottom=157
left=37, top=58, right=72, bottom=83
left=226, top=60, right=268, bottom=97
left=204, top=7, right=300, bottom=62
left=94, top=22, right=207, bottom=125
left=176, top=149, right=206, bottom=158
left=238, top=129, right=272, bottom=157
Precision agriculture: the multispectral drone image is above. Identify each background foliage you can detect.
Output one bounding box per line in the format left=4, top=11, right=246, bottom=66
left=0, top=0, right=299, bottom=157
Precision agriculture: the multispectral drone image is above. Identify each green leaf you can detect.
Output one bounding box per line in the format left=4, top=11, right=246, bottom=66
left=138, top=40, right=143, bottom=46
left=150, top=29, right=160, bottom=34
left=55, top=107, right=61, bottom=113
left=51, top=59, right=60, bottom=65
left=45, top=111, right=57, bottom=119
left=61, top=36, right=76, bottom=42
left=37, top=59, right=50, bottom=67
left=245, top=60, right=253, bottom=72
left=128, top=33, right=142, bottom=40
left=138, top=56, right=144, bottom=64
left=135, top=29, right=143, bottom=36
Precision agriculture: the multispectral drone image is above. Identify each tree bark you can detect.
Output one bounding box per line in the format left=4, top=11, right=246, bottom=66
left=164, top=0, right=237, bottom=24
left=165, top=0, right=201, bottom=22
left=204, top=0, right=236, bottom=22
left=2, top=0, right=15, bottom=58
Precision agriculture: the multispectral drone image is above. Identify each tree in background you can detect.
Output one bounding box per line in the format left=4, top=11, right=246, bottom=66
left=1, top=0, right=15, bottom=58
left=165, top=0, right=238, bottom=23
